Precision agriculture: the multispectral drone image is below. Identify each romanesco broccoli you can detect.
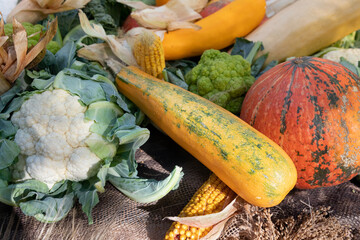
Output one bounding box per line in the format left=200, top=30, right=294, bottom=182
left=4, top=22, right=61, bottom=54
left=185, top=49, right=255, bottom=114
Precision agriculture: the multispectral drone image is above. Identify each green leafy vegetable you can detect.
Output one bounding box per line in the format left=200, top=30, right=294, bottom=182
left=0, top=180, right=49, bottom=206
left=340, top=57, right=360, bottom=77
left=73, top=180, right=99, bottom=224
left=38, top=41, right=77, bottom=75
left=0, top=120, right=17, bottom=138
left=0, top=139, right=20, bottom=169
left=54, top=10, right=81, bottom=39
left=83, top=0, right=132, bottom=35
left=54, top=41, right=77, bottom=72
left=19, top=193, right=75, bottom=223
left=162, top=60, right=197, bottom=90
left=230, top=38, right=278, bottom=78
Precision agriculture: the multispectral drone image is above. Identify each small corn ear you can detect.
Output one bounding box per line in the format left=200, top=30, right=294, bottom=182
left=132, top=30, right=165, bottom=78
left=164, top=174, right=234, bottom=240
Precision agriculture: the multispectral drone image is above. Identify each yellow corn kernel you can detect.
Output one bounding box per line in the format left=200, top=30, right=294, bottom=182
left=163, top=174, right=235, bottom=240
left=132, top=30, right=165, bottom=78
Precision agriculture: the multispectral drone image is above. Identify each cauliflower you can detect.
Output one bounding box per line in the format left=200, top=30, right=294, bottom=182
left=0, top=69, right=182, bottom=224
left=11, top=89, right=101, bottom=188
left=4, top=22, right=61, bottom=54
left=322, top=48, right=360, bottom=66
left=185, top=49, right=255, bottom=114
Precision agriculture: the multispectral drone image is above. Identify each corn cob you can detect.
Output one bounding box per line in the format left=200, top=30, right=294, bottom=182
left=132, top=30, right=165, bottom=78
left=164, top=173, right=235, bottom=240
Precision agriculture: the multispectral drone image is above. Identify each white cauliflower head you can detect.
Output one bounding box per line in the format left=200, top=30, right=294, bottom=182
left=11, top=89, right=102, bottom=188
left=322, top=48, right=360, bottom=66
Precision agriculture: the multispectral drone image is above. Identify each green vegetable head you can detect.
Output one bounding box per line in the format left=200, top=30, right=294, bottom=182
left=185, top=49, right=255, bottom=114
left=46, top=41, right=62, bottom=54
left=4, top=22, right=61, bottom=53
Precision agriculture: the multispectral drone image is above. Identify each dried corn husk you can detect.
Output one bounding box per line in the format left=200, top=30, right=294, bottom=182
left=117, top=0, right=207, bottom=31
left=165, top=196, right=240, bottom=240
left=77, top=10, right=170, bottom=79
left=0, top=14, right=58, bottom=94
left=77, top=43, right=118, bottom=67
left=6, top=0, right=91, bottom=23
left=78, top=10, right=138, bottom=67
left=0, top=71, right=11, bottom=94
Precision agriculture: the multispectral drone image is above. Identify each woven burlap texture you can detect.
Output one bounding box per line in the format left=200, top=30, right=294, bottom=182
left=1, top=125, right=360, bottom=239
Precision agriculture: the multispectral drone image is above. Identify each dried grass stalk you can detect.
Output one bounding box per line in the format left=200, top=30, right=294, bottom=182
left=219, top=204, right=354, bottom=240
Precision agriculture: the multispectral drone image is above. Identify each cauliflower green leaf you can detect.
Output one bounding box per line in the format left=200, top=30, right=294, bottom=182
left=19, top=193, right=75, bottom=223
left=108, top=166, right=183, bottom=203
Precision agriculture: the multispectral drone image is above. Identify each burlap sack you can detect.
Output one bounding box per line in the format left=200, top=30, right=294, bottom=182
left=1, top=125, right=359, bottom=239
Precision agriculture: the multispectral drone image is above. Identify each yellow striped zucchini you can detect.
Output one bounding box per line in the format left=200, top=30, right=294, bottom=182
left=115, top=66, right=297, bottom=207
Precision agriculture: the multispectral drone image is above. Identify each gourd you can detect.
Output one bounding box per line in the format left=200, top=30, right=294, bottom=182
left=116, top=66, right=297, bottom=207
left=240, top=57, right=360, bottom=189
left=246, top=0, right=360, bottom=65
left=162, top=0, right=266, bottom=60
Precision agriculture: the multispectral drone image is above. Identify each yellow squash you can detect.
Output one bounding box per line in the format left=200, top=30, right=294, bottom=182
left=116, top=66, right=297, bottom=208
left=162, top=0, right=266, bottom=60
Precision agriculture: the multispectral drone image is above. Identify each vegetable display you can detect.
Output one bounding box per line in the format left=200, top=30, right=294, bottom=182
left=3, top=0, right=360, bottom=238
left=0, top=61, right=183, bottom=223
left=246, top=0, right=360, bottom=64
left=240, top=57, right=360, bottom=189
left=116, top=66, right=297, bottom=208
left=161, top=0, right=266, bottom=60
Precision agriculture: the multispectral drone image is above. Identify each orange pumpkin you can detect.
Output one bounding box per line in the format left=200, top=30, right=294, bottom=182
left=240, top=57, right=360, bottom=189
